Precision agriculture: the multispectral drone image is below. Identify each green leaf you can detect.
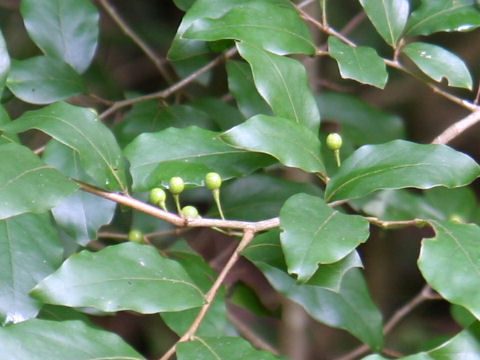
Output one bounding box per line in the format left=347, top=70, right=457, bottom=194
left=316, top=92, right=405, bottom=145
left=0, top=213, right=62, bottom=325
left=114, top=101, right=216, bottom=148
left=419, top=221, right=480, bottom=321
left=350, top=189, right=445, bottom=221
left=183, top=0, right=315, bottom=55
left=221, top=115, right=325, bottom=174
left=191, top=97, right=244, bottom=130
left=360, top=0, right=409, bottom=46
left=246, top=246, right=382, bottom=350
left=44, top=141, right=116, bottom=246
left=226, top=60, right=271, bottom=119
left=328, top=37, right=388, bottom=88
left=0, top=106, right=19, bottom=145
left=236, top=42, right=320, bottom=133
left=0, top=29, right=10, bottom=97
left=161, top=249, right=228, bottom=337
left=124, top=126, right=273, bottom=191
left=173, top=0, right=195, bottom=11
left=168, top=0, right=240, bottom=61
left=0, top=319, right=145, bottom=360
left=406, top=0, right=480, bottom=36
left=213, top=174, right=322, bottom=221
left=424, top=187, right=477, bottom=222
left=0, top=143, right=78, bottom=220
left=402, top=42, right=473, bottom=89
left=177, top=336, right=282, bottom=360
left=243, top=231, right=381, bottom=349
left=280, top=193, right=369, bottom=282
left=2, top=102, right=128, bottom=191
left=31, top=242, right=205, bottom=313
left=21, top=0, right=99, bottom=73
left=325, top=140, right=480, bottom=202
left=6, top=56, right=84, bottom=104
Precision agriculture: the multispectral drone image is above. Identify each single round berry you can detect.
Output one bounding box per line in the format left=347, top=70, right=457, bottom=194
left=205, top=172, right=222, bottom=190
left=169, top=176, right=185, bottom=195
left=128, top=229, right=144, bottom=243
left=326, top=133, right=343, bottom=151
left=181, top=205, right=199, bottom=218
left=149, top=187, right=166, bottom=205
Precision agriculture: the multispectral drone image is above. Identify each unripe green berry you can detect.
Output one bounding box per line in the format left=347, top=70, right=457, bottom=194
left=149, top=187, right=166, bottom=205
left=181, top=205, right=199, bottom=218
left=128, top=229, right=144, bottom=243
left=169, top=176, right=185, bottom=195
left=326, top=133, right=343, bottom=151
left=205, top=172, right=222, bottom=190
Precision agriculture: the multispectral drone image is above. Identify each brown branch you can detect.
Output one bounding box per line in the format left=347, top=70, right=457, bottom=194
left=158, top=229, right=256, bottom=360
left=365, top=217, right=426, bottom=229
left=97, top=0, right=174, bottom=84
left=99, top=47, right=238, bottom=119
left=77, top=180, right=280, bottom=232
left=431, top=109, right=480, bottom=145
left=334, top=285, right=439, bottom=360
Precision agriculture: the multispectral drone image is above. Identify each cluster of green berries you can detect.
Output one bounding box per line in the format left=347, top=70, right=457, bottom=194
left=148, top=172, right=223, bottom=219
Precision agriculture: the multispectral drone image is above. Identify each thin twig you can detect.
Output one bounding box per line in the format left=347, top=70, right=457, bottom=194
left=365, top=217, right=426, bottom=229
left=158, top=229, right=256, bottom=360
left=97, top=0, right=174, bottom=84
left=431, top=109, right=480, bottom=144
left=334, top=285, right=439, bottom=360
left=77, top=180, right=280, bottom=232
left=99, top=47, right=238, bottom=119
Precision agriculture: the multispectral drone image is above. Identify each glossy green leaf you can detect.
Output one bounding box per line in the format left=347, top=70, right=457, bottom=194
left=0, top=106, right=19, bottom=145
left=161, top=249, right=228, bottom=337
left=226, top=60, right=271, bottom=119
left=168, top=0, right=240, bottom=60
left=244, top=231, right=381, bottom=349
left=0, top=143, right=78, bottom=220
left=177, top=336, right=282, bottom=360
left=419, top=221, right=480, bottom=321
left=316, top=92, right=405, bottom=145
left=360, top=0, right=409, bottom=46
left=402, top=42, right=473, bottom=89
left=0, top=29, right=10, bottom=97
left=114, top=101, right=216, bottom=148
left=328, top=37, right=388, bottom=88
left=44, top=141, right=116, bottom=246
left=244, top=232, right=382, bottom=351
left=212, top=174, right=322, bottom=221
left=351, top=189, right=444, bottom=221
left=0, top=319, right=145, bottom=360
left=221, top=115, right=325, bottom=174
left=280, top=193, right=369, bottom=282
left=2, top=102, right=128, bottom=191
left=183, top=0, right=315, bottom=55
left=191, top=97, right=244, bottom=130
left=21, top=0, right=99, bottom=73
left=0, top=213, right=62, bottom=325
left=406, top=0, right=480, bottom=36
left=31, top=242, right=205, bottom=313
left=124, top=126, right=273, bottom=191
left=6, top=56, right=84, bottom=104
left=237, top=42, right=320, bottom=133
left=325, top=140, right=480, bottom=202
left=424, top=187, right=477, bottom=222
